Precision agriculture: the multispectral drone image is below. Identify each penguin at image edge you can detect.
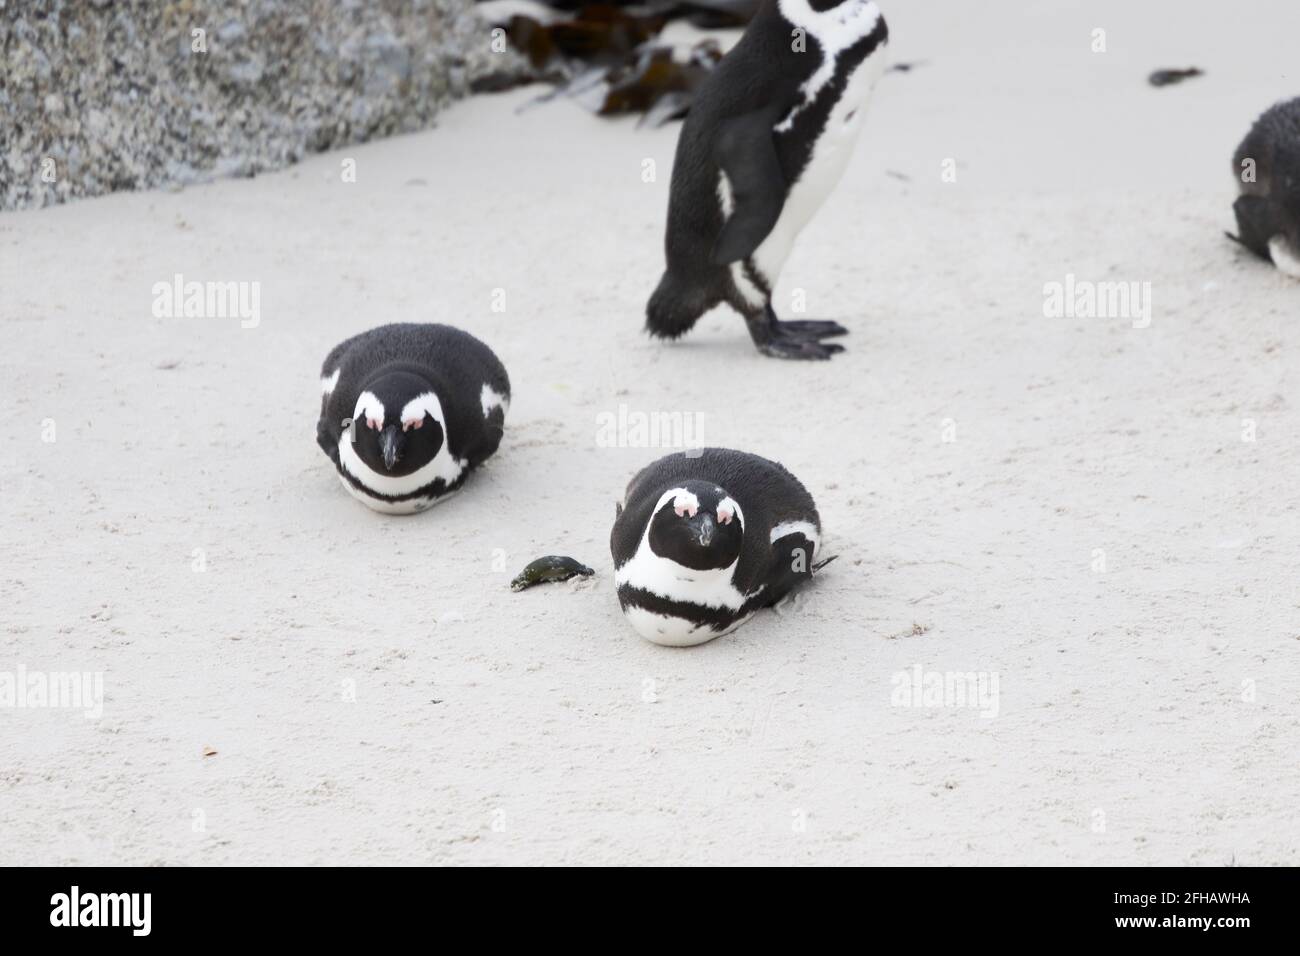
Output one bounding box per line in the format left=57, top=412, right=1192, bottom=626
left=610, top=448, right=827, bottom=646
left=1231, top=96, right=1300, bottom=278
left=647, top=0, right=890, bottom=360
left=316, top=323, right=510, bottom=514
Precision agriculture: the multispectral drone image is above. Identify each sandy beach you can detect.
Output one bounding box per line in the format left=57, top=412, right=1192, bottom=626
left=2, top=0, right=1298, bottom=865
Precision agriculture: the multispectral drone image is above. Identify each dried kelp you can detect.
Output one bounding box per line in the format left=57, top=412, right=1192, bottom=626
left=476, top=1, right=756, bottom=123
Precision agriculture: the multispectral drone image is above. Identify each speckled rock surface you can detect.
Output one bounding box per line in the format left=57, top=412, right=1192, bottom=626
left=0, top=0, right=511, bottom=210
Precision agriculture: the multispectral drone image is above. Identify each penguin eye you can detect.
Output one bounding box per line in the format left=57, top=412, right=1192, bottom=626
left=365, top=416, right=382, bottom=431
left=672, top=496, right=697, bottom=518
left=402, top=416, right=424, bottom=433
left=717, top=506, right=734, bottom=525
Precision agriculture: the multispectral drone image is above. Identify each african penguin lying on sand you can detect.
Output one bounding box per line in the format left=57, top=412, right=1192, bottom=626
left=1232, top=96, right=1300, bottom=278
left=317, top=323, right=510, bottom=514
left=611, top=448, right=825, bottom=646
left=647, top=0, right=889, bottom=360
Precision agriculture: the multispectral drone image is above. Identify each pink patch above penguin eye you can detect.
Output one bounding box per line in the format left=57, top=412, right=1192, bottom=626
left=673, top=497, right=697, bottom=518
left=402, top=417, right=424, bottom=432
left=366, top=416, right=382, bottom=430
left=717, top=505, right=734, bottom=525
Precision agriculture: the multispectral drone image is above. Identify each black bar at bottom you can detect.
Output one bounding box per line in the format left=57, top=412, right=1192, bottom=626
left=0, top=866, right=1291, bottom=942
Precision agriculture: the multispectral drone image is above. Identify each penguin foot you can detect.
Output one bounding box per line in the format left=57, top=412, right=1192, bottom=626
left=774, top=319, right=849, bottom=339
left=748, top=308, right=847, bottom=360
left=756, top=333, right=846, bottom=360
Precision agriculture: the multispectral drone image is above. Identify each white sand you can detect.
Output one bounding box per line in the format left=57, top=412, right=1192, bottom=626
left=2, top=0, right=1298, bottom=865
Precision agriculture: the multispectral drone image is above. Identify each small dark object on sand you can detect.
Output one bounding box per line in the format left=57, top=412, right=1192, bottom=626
left=511, top=555, right=596, bottom=591
left=1148, top=68, right=1203, bottom=87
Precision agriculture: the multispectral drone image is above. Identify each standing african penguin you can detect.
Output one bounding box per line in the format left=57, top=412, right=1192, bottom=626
left=316, top=323, right=510, bottom=514
left=611, top=448, right=825, bottom=646
left=647, top=0, right=889, bottom=359
left=1231, top=97, right=1300, bottom=278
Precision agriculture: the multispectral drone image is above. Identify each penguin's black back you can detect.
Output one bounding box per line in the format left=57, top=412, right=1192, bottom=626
left=611, top=448, right=820, bottom=598
left=662, top=4, right=812, bottom=282
left=1232, top=98, right=1300, bottom=260
left=1234, top=97, right=1300, bottom=197
left=317, top=323, right=510, bottom=467
left=649, top=1, right=888, bottom=331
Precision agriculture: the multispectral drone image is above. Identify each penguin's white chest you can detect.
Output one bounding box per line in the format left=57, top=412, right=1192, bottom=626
left=621, top=604, right=750, bottom=648
left=336, top=473, right=456, bottom=515
left=334, top=422, right=468, bottom=514
left=614, top=546, right=758, bottom=647
left=751, top=51, right=887, bottom=286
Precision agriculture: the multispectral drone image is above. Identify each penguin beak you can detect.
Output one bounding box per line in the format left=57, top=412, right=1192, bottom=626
left=379, top=424, right=403, bottom=470
left=693, top=513, right=715, bottom=547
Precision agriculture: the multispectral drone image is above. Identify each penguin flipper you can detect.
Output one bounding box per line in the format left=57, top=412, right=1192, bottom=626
left=710, top=110, right=787, bottom=265
left=316, top=417, right=340, bottom=465
left=762, top=530, right=818, bottom=607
